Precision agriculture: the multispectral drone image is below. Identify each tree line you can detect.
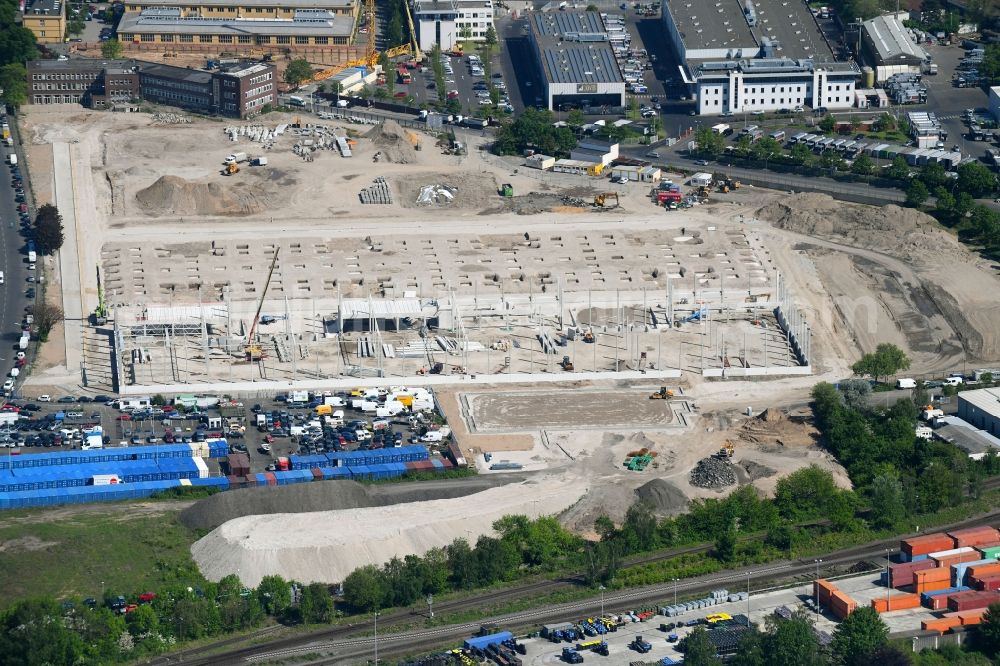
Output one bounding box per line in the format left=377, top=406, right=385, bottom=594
left=0, top=574, right=331, bottom=664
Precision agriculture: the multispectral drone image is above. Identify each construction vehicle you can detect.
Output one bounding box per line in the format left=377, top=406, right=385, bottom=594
left=714, top=440, right=735, bottom=459
left=224, top=162, right=239, bottom=175
left=594, top=192, right=620, bottom=208
left=92, top=266, right=108, bottom=325
left=649, top=386, right=674, bottom=400
left=582, top=329, right=595, bottom=343
left=560, top=356, right=574, bottom=371
left=561, top=648, right=584, bottom=663
left=500, top=183, right=514, bottom=197
left=629, top=635, right=652, bottom=653
left=717, top=178, right=741, bottom=193
left=244, top=248, right=280, bottom=361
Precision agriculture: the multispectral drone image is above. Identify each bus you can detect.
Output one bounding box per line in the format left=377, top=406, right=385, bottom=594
left=397, top=66, right=412, bottom=84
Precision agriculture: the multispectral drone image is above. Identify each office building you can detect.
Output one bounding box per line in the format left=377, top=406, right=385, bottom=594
left=27, top=58, right=276, bottom=118
left=21, top=0, right=67, bottom=44
left=661, top=0, right=859, bottom=115
left=123, top=0, right=356, bottom=18
left=525, top=11, right=626, bottom=111
left=412, top=0, right=494, bottom=52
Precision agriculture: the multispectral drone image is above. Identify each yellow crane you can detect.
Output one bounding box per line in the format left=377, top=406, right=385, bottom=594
left=308, top=0, right=421, bottom=85
left=244, top=248, right=280, bottom=361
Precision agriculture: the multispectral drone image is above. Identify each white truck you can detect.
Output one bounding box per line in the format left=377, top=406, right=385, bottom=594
left=896, top=378, right=917, bottom=389
left=289, top=390, right=310, bottom=404
left=224, top=152, right=248, bottom=165
left=0, top=411, right=19, bottom=426
left=18, top=334, right=29, bottom=350
left=27, top=251, right=36, bottom=263
left=710, top=123, right=731, bottom=135
left=7, top=153, right=16, bottom=166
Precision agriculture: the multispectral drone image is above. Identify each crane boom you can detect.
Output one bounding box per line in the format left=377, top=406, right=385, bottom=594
left=245, top=248, right=280, bottom=360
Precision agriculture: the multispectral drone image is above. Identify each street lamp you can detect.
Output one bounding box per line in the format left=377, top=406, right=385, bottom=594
left=813, top=559, right=822, bottom=614
left=599, top=585, right=606, bottom=617
left=673, top=578, right=679, bottom=606
left=886, top=548, right=893, bottom=609
left=746, top=571, right=752, bottom=619
left=374, top=610, right=379, bottom=666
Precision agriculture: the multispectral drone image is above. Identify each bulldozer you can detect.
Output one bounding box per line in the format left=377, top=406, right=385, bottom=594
left=718, top=178, right=740, bottom=193
left=582, top=329, right=595, bottom=343
left=560, top=355, right=574, bottom=371
left=223, top=162, right=239, bottom=176
left=649, top=386, right=674, bottom=400
left=594, top=192, right=620, bottom=208
left=714, top=440, right=736, bottom=459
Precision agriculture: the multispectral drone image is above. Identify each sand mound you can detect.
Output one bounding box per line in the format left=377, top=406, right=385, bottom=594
left=180, top=476, right=523, bottom=531
left=135, top=175, right=273, bottom=217
left=190, top=477, right=587, bottom=586
left=635, top=478, right=689, bottom=515
left=756, top=193, right=960, bottom=265
left=365, top=120, right=419, bottom=164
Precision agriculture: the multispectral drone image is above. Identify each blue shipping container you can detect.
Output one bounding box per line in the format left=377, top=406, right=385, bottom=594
left=464, top=632, right=513, bottom=651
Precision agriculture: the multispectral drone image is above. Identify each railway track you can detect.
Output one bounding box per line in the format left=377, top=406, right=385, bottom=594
left=151, top=507, right=1000, bottom=665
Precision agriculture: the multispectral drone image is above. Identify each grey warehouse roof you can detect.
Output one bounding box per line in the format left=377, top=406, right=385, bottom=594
left=119, top=9, right=354, bottom=35
left=414, top=0, right=493, bottom=13
left=528, top=11, right=623, bottom=84
left=937, top=416, right=1000, bottom=456
left=863, top=15, right=926, bottom=62
left=667, top=0, right=833, bottom=61
left=140, top=61, right=214, bottom=84
left=696, top=57, right=857, bottom=77
left=960, top=387, right=1000, bottom=418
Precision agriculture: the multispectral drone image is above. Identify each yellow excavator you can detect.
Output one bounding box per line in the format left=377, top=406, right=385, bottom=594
left=650, top=386, right=674, bottom=400
left=594, top=192, right=620, bottom=208
left=244, top=248, right=280, bottom=361
left=307, top=0, right=421, bottom=85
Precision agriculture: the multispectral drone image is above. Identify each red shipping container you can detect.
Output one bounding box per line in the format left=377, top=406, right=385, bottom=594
left=226, top=474, right=244, bottom=488
left=889, top=560, right=936, bottom=588
left=976, top=575, right=1000, bottom=592
left=311, top=467, right=324, bottom=480
left=265, top=472, right=277, bottom=487
left=929, top=594, right=955, bottom=611
left=903, top=533, right=957, bottom=558
left=949, top=527, right=1000, bottom=549
left=948, top=591, right=1000, bottom=612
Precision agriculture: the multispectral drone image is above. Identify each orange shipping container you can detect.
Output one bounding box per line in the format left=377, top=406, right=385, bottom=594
left=903, top=533, right=958, bottom=558
left=921, top=617, right=960, bottom=633
left=814, top=579, right=836, bottom=605
left=935, top=551, right=983, bottom=569
left=871, top=593, right=921, bottom=612
left=915, top=579, right=952, bottom=595
left=915, top=568, right=951, bottom=584
left=949, top=527, right=1000, bottom=548
left=967, top=562, right=1000, bottom=580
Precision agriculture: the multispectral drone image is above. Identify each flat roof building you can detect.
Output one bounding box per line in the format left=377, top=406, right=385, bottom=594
left=525, top=11, right=626, bottom=111
left=412, top=0, right=495, bottom=52
left=123, top=0, right=357, bottom=18
left=117, top=7, right=354, bottom=46
left=27, top=58, right=276, bottom=118
left=21, top=0, right=67, bottom=44
left=862, top=15, right=927, bottom=66
left=661, top=0, right=859, bottom=115
left=958, top=387, right=1000, bottom=439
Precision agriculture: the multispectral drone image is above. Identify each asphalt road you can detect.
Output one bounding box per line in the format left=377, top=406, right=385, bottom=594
left=0, top=119, right=31, bottom=398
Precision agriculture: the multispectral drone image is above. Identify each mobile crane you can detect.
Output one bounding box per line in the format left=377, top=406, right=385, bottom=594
left=244, top=248, right=280, bottom=361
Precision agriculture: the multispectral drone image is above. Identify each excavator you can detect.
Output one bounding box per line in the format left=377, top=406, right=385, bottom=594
left=306, top=0, right=421, bottom=85
left=714, top=440, right=736, bottom=459
left=649, top=386, right=674, bottom=400
left=594, top=192, right=620, bottom=208
left=244, top=248, right=280, bottom=361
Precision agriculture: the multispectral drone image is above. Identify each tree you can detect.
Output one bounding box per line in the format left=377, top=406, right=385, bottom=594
left=761, top=611, right=826, bottom=666
left=299, top=583, right=334, bottom=624
left=730, top=628, right=766, bottom=666
left=831, top=606, right=888, bottom=666
left=0, top=598, right=86, bottom=665
left=343, top=565, right=387, bottom=612
left=790, top=142, right=815, bottom=166
left=493, top=107, right=577, bottom=157
left=694, top=126, right=724, bottom=156
left=0, top=63, right=26, bottom=108
left=933, top=186, right=956, bottom=220
left=379, top=52, right=394, bottom=97
left=714, top=524, right=737, bottom=562
left=735, top=134, right=753, bottom=157
left=284, top=58, right=313, bottom=87
left=257, top=575, right=292, bottom=617
left=869, top=471, right=907, bottom=529
left=680, top=626, right=723, bottom=666
left=125, top=603, right=159, bottom=636
left=566, top=108, right=585, bottom=127
left=876, top=112, right=897, bottom=133
left=819, top=150, right=844, bottom=170
left=919, top=162, right=948, bottom=189
left=0, top=25, right=39, bottom=67
left=31, top=302, right=63, bottom=342
left=885, top=156, right=910, bottom=180
left=957, top=161, right=998, bottom=198
left=101, top=38, right=123, bottom=60
left=868, top=645, right=912, bottom=666
left=905, top=179, right=928, bottom=207
left=840, top=378, right=872, bottom=411
left=34, top=203, right=65, bottom=254
left=484, top=25, right=498, bottom=49
left=976, top=602, right=1000, bottom=657
left=851, top=344, right=911, bottom=384
left=850, top=153, right=875, bottom=176
left=774, top=466, right=841, bottom=520
left=819, top=114, right=835, bottom=132
left=750, top=137, right=781, bottom=161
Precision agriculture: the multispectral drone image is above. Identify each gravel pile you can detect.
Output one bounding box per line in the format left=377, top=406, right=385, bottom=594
left=689, top=456, right=737, bottom=489
left=635, top=478, right=689, bottom=515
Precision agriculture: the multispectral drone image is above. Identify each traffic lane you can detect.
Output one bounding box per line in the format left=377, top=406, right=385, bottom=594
left=0, top=146, right=29, bottom=377
left=496, top=18, right=528, bottom=112
left=503, top=35, right=545, bottom=110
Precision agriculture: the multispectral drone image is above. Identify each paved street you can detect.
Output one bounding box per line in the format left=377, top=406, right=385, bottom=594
left=0, top=123, right=32, bottom=398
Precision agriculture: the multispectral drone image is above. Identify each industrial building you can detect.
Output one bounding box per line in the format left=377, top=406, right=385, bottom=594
left=117, top=7, right=354, bottom=46
left=861, top=14, right=928, bottom=82
left=412, top=0, right=495, bottom=52
left=123, top=0, right=357, bottom=18
left=26, top=58, right=276, bottom=118
left=990, top=86, right=1000, bottom=123
left=570, top=138, right=618, bottom=166
left=661, top=0, right=859, bottom=115
left=336, top=298, right=424, bottom=333
left=525, top=11, right=626, bottom=111
left=20, top=0, right=66, bottom=44
left=958, top=388, right=1000, bottom=438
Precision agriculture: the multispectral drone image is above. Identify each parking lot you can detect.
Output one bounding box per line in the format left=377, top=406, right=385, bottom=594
left=0, top=388, right=451, bottom=477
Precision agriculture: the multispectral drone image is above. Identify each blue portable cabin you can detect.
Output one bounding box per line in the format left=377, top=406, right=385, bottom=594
left=255, top=472, right=269, bottom=486
left=207, top=439, right=230, bottom=458
left=188, top=477, right=230, bottom=490
left=289, top=454, right=329, bottom=470
left=464, top=631, right=513, bottom=652
left=321, top=467, right=351, bottom=480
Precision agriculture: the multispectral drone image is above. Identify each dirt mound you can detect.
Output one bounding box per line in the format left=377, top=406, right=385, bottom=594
left=365, top=120, right=419, bottom=164
left=741, top=460, right=777, bottom=481
left=135, top=175, right=273, bottom=217
left=635, top=478, right=689, bottom=515
left=756, top=193, right=960, bottom=265
left=180, top=475, right=523, bottom=531
left=759, top=408, right=785, bottom=423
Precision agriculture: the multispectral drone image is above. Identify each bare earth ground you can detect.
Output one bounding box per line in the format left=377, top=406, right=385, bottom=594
left=13, top=107, right=1000, bottom=585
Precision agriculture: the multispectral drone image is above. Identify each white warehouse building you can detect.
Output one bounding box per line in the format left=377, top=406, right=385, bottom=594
left=412, top=0, right=494, bottom=52
left=661, top=0, right=858, bottom=115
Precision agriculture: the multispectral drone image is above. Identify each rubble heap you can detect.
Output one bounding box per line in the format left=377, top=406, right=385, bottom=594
left=689, top=456, right=737, bottom=489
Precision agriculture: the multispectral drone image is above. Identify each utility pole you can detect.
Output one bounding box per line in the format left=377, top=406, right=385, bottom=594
left=814, top=559, right=823, bottom=614
left=373, top=611, right=379, bottom=666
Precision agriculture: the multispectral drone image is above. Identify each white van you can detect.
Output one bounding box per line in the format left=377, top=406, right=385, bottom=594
left=420, top=431, right=445, bottom=443
left=896, top=378, right=917, bottom=389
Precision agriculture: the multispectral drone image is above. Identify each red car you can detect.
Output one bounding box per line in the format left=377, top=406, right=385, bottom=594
left=17, top=203, right=27, bottom=213
left=393, top=91, right=407, bottom=98
left=138, top=592, right=156, bottom=603
left=124, top=604, right=138, bottom=614
left=116, top=414, right=132, bottom=421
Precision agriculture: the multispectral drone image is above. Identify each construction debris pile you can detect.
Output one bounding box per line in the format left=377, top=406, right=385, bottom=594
left=689, top=456, right=737, bottom=489
left=151, top=112, right=192, bottom=125
left=359, top=177, right=393, bottom=205
left=417, top=184, right=456, bottom=205
left=224, top=123, right=288, bottom=147
left=365, top=120, right=420, bottom=163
